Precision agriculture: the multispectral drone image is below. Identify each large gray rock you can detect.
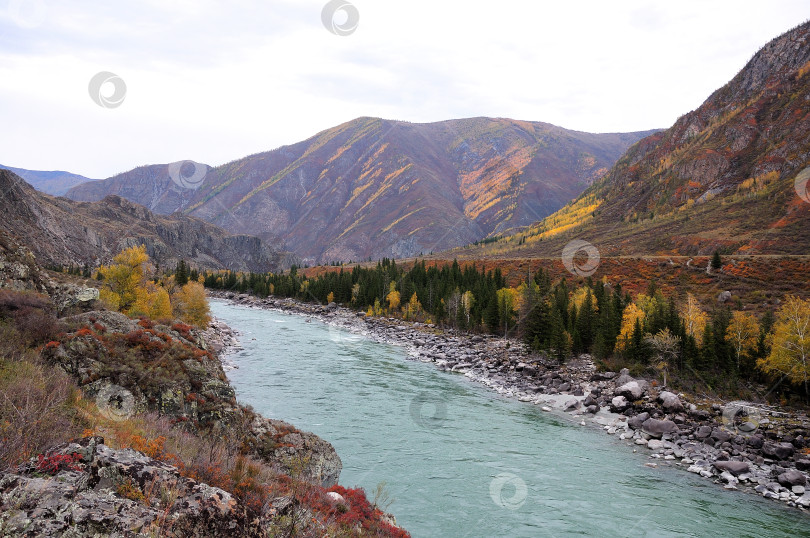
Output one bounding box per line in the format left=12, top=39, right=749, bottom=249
left=658, top=391, right=684, bottom=413
left=713, top=460, right=750, bottom=476
left=778, top=470, right=807, bottom=487
left=695, top=425, right=713, bottom=439
left=641, top=418, right=678, bottom=438
left=711, top=428, right=733, bottom=443
left=614, top=368, right=633, bottom=387
left=611, top=395, right=630, bottom=412
left=616, top=381, right=647, bottom=400
left=763, top=442, right=796, bottom=460
left=628, top=412, right=650, bottom=430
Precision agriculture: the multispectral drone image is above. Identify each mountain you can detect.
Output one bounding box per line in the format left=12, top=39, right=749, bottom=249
left=453, top=21, right=810, bottom=259
left=0, top=169, right=290, bottom=272
left=0, top=164, right=95, bottom=195
left=66, top=118, right=656, bottom=263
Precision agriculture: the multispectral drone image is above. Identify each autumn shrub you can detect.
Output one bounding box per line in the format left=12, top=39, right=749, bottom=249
left=0, top=356, right=84, bottom=469
left=0, top=289, right=64, bottom=345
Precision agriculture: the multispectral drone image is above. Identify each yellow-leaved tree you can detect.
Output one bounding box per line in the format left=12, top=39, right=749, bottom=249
left=617, top=302, right=645, bottom=351
left=404, top=293, right=422, bottom=320
left=173, top=282, right=211, bottom=328
left=758, top=295, right=810, bottom=395
left=726, top=311, right=759, bottom=370
left=99, top=245, right=151, bottom=312
left=130, top=282, right=172, bottom=320
left=681, top=293, right=707, bottom=345
left=386, top=288, right=401, bottom=312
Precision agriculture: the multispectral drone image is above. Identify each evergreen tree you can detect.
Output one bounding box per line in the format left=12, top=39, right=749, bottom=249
left=176, top=260, right=189, bottom=286
left=711, top=250, right=723, bottom=270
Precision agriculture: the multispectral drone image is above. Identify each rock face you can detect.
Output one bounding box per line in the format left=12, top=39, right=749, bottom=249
left=0, top=229, right=100, bottom=314
left=0, top=437, right=260, bottom=537
left=42, top=309, right=341, bottom=488
left=0, top=169, right=291, bottom=272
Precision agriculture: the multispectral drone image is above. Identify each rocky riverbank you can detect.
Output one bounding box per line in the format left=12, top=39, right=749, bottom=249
left=212, top=291, right=810, bottom=513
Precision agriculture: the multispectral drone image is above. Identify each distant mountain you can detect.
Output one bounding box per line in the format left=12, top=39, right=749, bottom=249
left=0, top=169, right=291, bottom=272
left=455, top=21, right=810, bottom=259
left=0, top=164, right=95, bottom=195
left=66, top=118, right=656, bottom=263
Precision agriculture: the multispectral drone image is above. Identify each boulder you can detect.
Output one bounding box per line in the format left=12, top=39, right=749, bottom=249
left=611, top=395, right=630, bottom=412
left=712, top=460, right=750, bottom=476
left=718, top=291, right=732, bottom=303
left=795, top=459, right=810, bottom=472
left=762, top=442, right=795, bottom=460
left=614, top=368, right=633, bottom=386
left=641, top=418, right=678, bottom=439
left=657, top=391, right=684, bottom=413
left=647, top=439, right=665, bottom=451
left=616, top=381, right=647, bottom=400
left=711, top=429, right=733, bottom=443
left=695, top=426, right=713, bottom=439
left=747, top=435, right=764, bottom=449
left=777, top=470, right=807, bottom=487
left=563, top=398, right=581, bottom=412
left=628, top=412, right=650, bottom=430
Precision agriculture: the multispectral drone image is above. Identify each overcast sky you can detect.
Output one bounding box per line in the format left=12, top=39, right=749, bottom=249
left=0, top=0, right=808, bottom=179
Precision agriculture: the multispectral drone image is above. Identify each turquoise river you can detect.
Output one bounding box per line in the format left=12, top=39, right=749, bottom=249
left=210, top=299, right=809, bottom=537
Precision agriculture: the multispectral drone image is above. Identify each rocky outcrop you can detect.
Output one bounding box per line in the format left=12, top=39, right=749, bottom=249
left=41, top=309, right=341, bottom=488
left=0, top=229, right=99, bottom=314
left=0, top=168, right=291, bottom=272
left=0, top=436, right=260, bottom=537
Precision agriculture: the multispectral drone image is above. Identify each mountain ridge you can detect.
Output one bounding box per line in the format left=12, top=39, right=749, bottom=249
left=0, top=168, right=291, bottom=272
left=450, top=21, right=810, bottom=259
left=0, top=163, right=95, bottom=195
left=66, top=117, right=657, bottom=263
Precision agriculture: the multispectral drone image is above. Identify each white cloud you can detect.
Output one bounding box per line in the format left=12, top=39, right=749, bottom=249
left=0, top=0, right=807, bottom=178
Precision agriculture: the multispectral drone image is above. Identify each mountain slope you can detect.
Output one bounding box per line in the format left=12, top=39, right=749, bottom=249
left=66, top=118, right=655, bottom=263
left=0, top=169, right=289, bottom=272
left=0, top=164, right=95, bottom=195
left=455, top=21, right=810, bottom=259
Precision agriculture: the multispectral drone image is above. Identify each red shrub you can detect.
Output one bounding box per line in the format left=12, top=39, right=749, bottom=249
left=36, top=452, right=82, bottom=474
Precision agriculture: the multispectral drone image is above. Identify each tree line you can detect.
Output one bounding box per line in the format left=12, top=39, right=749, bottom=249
left=201, top=260, right=809, bottom=401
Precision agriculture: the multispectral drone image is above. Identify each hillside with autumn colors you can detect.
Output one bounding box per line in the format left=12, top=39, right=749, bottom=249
left=451, top=21, right=810, bottom=260
left=66, top=118, right=654, bottom=264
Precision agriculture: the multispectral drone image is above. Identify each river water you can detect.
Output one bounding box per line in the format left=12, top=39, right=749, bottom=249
left=210, top=299, right=809, bottom=537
